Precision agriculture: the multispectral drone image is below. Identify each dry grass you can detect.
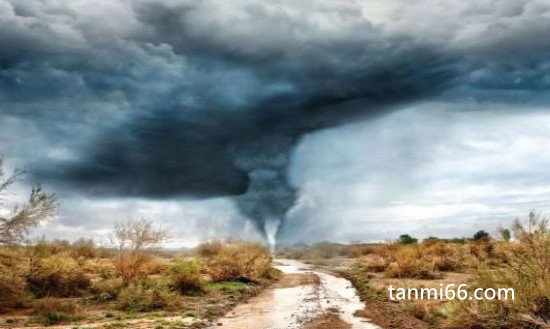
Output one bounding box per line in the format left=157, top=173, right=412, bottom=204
left=386, top=245, right=439, bottom=279
left=445, top=212, right=550, bottom=329
left=342, top=211, right=550, bottom=329
left=349, top=240, right=491, bottom=281
left=402, top=300, right=442, bottom=324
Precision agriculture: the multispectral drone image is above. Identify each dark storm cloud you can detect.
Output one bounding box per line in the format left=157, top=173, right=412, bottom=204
left=1, top=0, right=550, bottom=240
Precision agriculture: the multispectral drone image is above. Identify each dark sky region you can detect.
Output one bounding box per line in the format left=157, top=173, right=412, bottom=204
left=1, top=0, right=550, bottom=246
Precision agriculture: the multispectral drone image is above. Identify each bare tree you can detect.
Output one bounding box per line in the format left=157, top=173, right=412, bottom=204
left=112, top=218, right=168, bottom=284
left=0, top=157, right=57, bottom=245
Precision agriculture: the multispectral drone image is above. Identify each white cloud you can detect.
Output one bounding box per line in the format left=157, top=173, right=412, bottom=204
left=283, top=101, right=550, bottom=243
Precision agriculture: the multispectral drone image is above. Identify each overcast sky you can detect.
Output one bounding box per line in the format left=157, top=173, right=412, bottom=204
left=1, top=0, right=550, bottom=246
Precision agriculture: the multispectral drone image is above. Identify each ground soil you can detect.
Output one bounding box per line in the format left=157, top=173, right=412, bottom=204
left=353, top=298, right=429, bottom=329
left=273, top=273, right=320, bottom=288
left=351, top=272, right=473, bottom=329
left=302, top=257, right=474, bottom=329
left=305, top=313, right=352, bottom=329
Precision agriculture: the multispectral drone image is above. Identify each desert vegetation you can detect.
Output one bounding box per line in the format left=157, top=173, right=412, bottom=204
left=281, top=211, right=550, bottom=329
left=0, top=235, right=277, bottom=328
left=0, top=156, right=278, bottom=328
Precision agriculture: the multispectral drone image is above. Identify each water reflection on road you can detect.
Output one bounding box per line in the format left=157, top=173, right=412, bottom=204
left=207, top=259, right=380, bottom=329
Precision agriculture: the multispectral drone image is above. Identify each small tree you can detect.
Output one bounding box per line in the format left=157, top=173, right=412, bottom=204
left=499, top=228, right=511, bottom=242
left=112, top=219, right=167, bottom=284
left=473, top=230, right=490, bottom=241
left=399, top=234, right=418, bottom=245
left=0, top=157, right=57, bottom=245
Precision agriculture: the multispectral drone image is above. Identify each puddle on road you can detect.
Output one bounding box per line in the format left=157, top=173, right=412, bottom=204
left=207, top=259, right=380, bottom=329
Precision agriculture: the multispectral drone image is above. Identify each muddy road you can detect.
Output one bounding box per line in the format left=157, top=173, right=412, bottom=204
left=208, top=259, right=380, bottom=329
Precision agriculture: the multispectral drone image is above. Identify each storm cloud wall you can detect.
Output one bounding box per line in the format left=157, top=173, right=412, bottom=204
left=2, top=0, right=550, bottom=243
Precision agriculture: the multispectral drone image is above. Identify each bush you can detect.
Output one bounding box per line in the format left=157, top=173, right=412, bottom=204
left=399, top=234, right=418, bottom=245
left=446, top=211, right=550, bottom=328
left=70, top=238, right=98, bottom=259
left=345, top=244, right=377, bottom=258
left=426, top=241, right=471, bottom=272
left=32, top=298, right=82, bottom=325
left=196, top=240, right=223, bottom=257
left=91, top=277, right=125, bottom=301
left=355, top=255, right=387, bottom=273
left=469, top=240, right=494, bottom=262
left=27, top=253, right=91, bottom=297
left=386, top=246, right=437, bottom=279
left=82, top=258, right=117, bottom=279
left=0, top=266, right=28, bottom=310
left=29, top=240, right=70, bottom=258
left=116, top=279, right=180, bottom=312
left=473, top=230, right=491, bottom=241
left=169, top=259, right=205, bottom=294
left=112, top=219, right=167, bottom=284
left=205, top=242, right=273, bottom=282
left=0, top=247, right=29, bottom=310
left=402, top=300, right=442, bottom=324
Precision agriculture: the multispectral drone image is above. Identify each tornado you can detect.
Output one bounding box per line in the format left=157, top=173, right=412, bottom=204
left=19, top=0, right=464, bottom=247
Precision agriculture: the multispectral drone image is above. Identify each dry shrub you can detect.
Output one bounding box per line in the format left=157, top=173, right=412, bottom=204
left=32, top=298, right=82, bottom=325
left=69, top=238, right=97, bottom=259
left=112, top=219, right=167, bottom=284
left=446, top=211, right=550, bottom=329
left=27, top=252, right=91, bottom=297
left=0, top=265, right=28, bottom=310
left=403, top=300, right=441, bottom=323
left=141, top=257, right=169, bottom=275
left=205, top=242, right=272, bottom=282
left=116, top=279, right=180, bottom=312
left=356, top=255, right=387, bottom=273
left=432, top=256, right=456, bottom=272
left=469, top=240, right=494, bottom=262
left=424, top=241, right=473, bottom=272
left=29, top=240, right=70, bottom=258
left=91, top=277, right=125, bottom=301
left=196, top=240, right=223, bottom=257
left=0, top=247, right=29, bottom=310
left=169, top=259, right=205, bottom=294
left=386, top=245, right=438, bottom=279
left=345, top=244, right=378, bottom=258
left=350, top=240, right=478, bottom=278
left=82, top=258, right=117, bottom=279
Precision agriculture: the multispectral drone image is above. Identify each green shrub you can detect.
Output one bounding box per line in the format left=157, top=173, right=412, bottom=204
left=473, top=230, right=491, bottom=241
left=399, top=234, right=418, bottom=245
left=169, top=259, right=205, bottom=294
left=116, top=279, right=180, bottom=312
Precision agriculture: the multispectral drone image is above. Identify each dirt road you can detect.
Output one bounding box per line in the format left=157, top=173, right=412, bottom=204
left=207, top=259, right=381, bottom=329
